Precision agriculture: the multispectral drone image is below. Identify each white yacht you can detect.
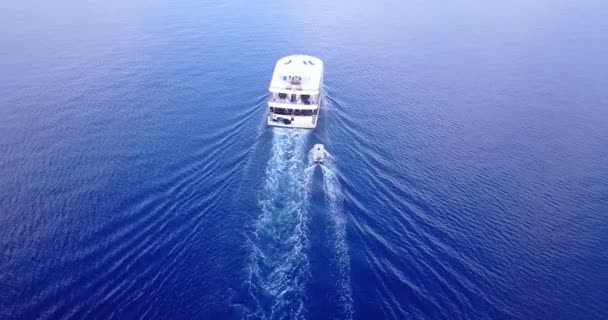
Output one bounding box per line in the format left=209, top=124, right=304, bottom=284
left=267, top=55, right=324, bottom=129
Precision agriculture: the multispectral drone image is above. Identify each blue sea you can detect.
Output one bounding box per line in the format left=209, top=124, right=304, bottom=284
left=1, top=0, right=607, bottom=319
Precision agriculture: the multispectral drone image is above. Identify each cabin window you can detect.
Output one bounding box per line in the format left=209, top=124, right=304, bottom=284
left=301, top=95, right=310, bottom=105
left=313, top=109, right=318, bottom=115
left=278, top=93, right=287, bottom=99
left=269, top=107, right=274, bottom=112
left=302, top=110, right=313, bottom=116
left=274, top=108, right=287, bottom=115
left=294, top=109, right=301, bottom=116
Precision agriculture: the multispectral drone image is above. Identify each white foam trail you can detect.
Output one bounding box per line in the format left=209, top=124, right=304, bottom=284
left=316, top=149, right=354, bottom=320
left=247, top=128, right=312, bottom=320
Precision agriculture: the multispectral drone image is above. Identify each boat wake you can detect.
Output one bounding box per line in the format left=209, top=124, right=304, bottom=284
left=245, top=128, right=313, bottom=320
left=242, top=129, right=352, bottom=319
left=309, top=148, right=354, bottom=320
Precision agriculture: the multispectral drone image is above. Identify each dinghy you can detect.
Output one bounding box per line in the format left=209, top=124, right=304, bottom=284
left=313, top=144, right=324, bottom=163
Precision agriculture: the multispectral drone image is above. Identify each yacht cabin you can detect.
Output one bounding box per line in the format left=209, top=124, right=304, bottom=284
left=267, top=55, right=324, bottom=129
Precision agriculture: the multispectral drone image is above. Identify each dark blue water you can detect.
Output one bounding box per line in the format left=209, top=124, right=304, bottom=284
left=1, top=0, right=607, bottom=319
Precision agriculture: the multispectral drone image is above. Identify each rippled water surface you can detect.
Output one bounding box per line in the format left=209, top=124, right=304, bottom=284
left=1, top=0, right=607, bottom=319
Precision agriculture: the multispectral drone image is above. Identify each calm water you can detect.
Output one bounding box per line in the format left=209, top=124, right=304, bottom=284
left=1, top=0, right=607, bottom=319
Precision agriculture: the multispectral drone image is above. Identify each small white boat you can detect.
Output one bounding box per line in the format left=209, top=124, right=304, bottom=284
left=313, top=144, right=324, bottom=163
left=267, top=55, right=324, bottom=129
